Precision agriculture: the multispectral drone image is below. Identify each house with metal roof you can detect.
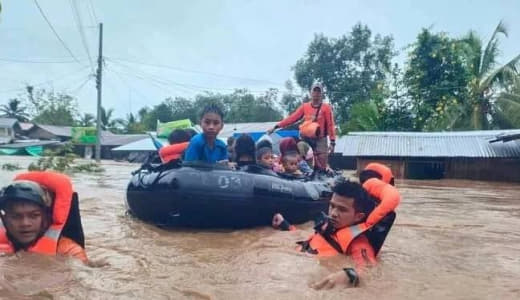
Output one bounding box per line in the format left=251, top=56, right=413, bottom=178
left=333, top=130, right=520, bottom=181
left=0, top=117, right=21, bottom=145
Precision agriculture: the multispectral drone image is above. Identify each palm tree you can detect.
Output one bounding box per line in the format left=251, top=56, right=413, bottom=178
left=342, top=101, right=383, bottom=132
left=120, top=113, right=145, bottom=134
left=493, top=76, right=520, bottom=128
left=460, top=21, right=520, bottom=129
left=100, top=107, right=123, bottom=132
left=0, top=99, right=30, bottom=121
left=78, top=113, right=95, bottom=127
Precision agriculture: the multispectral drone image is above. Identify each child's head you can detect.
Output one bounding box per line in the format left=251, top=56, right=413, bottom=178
left=256, top=139, right=273, bottom=168
left=279, top=137, right=298, bottom=157
left=200, top=104, right=224, bottom=140
left=329, top=180, right=375, bottom=229
left=185, top=128, right=198, bottom=139
left=235, top=134, right=255, bottom=165
left=282, top=151, right=300, bottom=174
left=168, top=129, right=192, bottom=145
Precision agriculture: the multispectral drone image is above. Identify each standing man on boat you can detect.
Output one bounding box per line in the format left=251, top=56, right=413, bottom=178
left=267, top=83, right=336, bottom=171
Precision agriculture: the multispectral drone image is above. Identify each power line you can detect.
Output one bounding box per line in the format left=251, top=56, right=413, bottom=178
left=105, top=56, right=285, bottom=87
left=69, top=0, right=95, bottom=73
left=105, top=68, right=154, bottom=107
left=87, top=0, right=99, bottom=24
left=107, top=59, right=274, bottom=94
left=33, top=0, right=82, bottom=64
left=0, top=66, right=90, bottom=94
left=0, top=58, right=86, bottom=64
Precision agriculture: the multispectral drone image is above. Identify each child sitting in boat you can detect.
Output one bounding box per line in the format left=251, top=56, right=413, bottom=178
left=234, top=134, right=256, bottom=167
left=275, top=138, right=313, bottom=176
left=281, top=151, right=304, bottom=178
left=256, top=139, right=274, bottom=169
left=158, top=129, right=193, bottom=163
left=184, top=104, right=228, bottom=164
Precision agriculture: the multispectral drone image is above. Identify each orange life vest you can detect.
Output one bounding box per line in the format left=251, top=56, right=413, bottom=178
left=159, top=142, right=189, bottom=163
left=362, top=178, right=400, bottom=227
left=364, top=163, right=393, bottom=184
left=300, top=223, right=370, bottom=257
left=0, top=171, right=73, bottom=255
left=301, top=178, right=400, bottom=257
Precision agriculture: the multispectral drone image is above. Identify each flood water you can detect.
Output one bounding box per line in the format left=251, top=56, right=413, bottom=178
left=0, top=156, right=519, bottom=299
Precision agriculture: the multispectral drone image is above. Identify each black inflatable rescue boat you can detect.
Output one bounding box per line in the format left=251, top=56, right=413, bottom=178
left=126, top=162, right=332, bottom=228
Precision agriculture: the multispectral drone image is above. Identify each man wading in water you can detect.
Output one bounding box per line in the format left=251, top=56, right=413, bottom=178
left=267, top=82, right=336, bottom=172
left=0, top=171, right=88, bottom=263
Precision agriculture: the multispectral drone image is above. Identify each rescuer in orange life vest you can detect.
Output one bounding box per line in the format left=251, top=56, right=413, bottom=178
left=273, top=163, right=400, bottom=289
left=0, top=171, right=87, bottom=263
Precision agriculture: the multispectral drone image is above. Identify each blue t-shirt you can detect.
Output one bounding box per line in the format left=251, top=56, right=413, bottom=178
left=184, top=133, right=228, bottom=163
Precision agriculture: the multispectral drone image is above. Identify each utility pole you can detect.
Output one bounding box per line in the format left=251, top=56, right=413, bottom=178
left=95, top=23, right=103, bottom=162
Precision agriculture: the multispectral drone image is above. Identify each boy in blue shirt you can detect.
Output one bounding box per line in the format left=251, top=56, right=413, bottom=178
left=184, top=104, right=228, bottom=163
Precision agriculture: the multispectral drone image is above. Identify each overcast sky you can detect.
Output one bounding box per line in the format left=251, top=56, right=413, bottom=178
left=1, top=0, right=519, bottom=118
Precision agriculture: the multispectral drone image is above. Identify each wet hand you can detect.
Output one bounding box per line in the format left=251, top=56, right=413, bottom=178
left=310, top=270, right=350, bottom=290
left=272, top=213, right=285, bottom=228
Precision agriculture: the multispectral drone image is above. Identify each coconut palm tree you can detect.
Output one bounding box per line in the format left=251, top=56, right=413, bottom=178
left=78, top=113, right=95, bottom=127
left=100, top=107, right=123, bottom=132
left=493, top=76, right=520, bottom=128
left=459, top=21, right=520, bottom=129
left=0, top=99, right=30, bottom=121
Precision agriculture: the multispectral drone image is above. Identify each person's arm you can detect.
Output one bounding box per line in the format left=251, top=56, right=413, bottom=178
left=57, top=237, right=88, bottom=264
left=310, top=236, right=375, bottom=290
left=277, top=104, right=305, bottom=128
left=363, top=178, right=400, bottom=227
left=272, top=213, right=296, bottom=231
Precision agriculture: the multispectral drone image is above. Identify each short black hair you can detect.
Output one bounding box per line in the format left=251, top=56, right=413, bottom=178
left=235, top=134, right=255, bottom=161
left=332, top=180, right=375, bottom=217
left=200, top=103, right=224, bottom=121
left=256, top=139, right=272, bottom=150
left=168, top=129, right=191, bottom=144
left=359, top=169, right=383, bottom=185
left=185, top=128, right=198, bottom=138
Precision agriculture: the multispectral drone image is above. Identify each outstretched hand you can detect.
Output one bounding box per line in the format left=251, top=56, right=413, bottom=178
left=272, top=213, right=285, bottom=229
left=310, top=270, right=350, bottom=290
left=266, top=127, right=276, bottom=135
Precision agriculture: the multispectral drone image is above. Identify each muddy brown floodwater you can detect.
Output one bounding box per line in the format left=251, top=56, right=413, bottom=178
left=0, top=156, right=519, bottom=299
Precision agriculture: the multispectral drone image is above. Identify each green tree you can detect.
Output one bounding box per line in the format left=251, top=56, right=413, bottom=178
left=78, top=113, right=95, bottom=127
left=293, top=23, right=396, bottom=124
left=140, top=97, right=197, bottom=130
left=404, top=29, right=472, bottom=130
left=493, top=76, right=520, bottom=128
left=225, top=89, right=283, bottom=123
left=458, top=21, right=520, bottom=129
left=100, top=107, right=123, bottom=133
left=120, top=113, right=146, bottom=134
left=27, top=87, right=79, bottom=126
left=0, top=99, right=30, bottom=121
left=281, top=80, right=303, bottom=114
left=342, top=101, right=383, bottom=132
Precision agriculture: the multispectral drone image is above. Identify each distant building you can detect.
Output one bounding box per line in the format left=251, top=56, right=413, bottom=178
left=26, top=124, right=74, bottom=141
left=334, top=130, right=520, bottom=182
left=0, top=118, right=21, bottom=145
